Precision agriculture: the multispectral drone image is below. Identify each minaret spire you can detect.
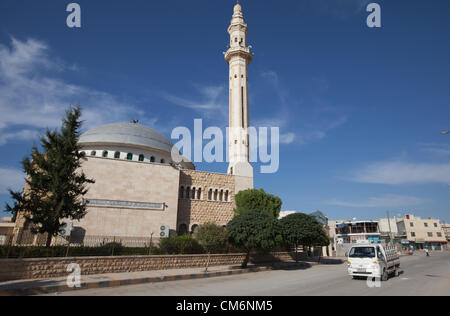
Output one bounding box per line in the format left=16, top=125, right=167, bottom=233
left=225, top=2, right=253, bottom=178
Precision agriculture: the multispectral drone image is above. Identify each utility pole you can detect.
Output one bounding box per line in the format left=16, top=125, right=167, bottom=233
left=387, top=211, right=393, bottom=244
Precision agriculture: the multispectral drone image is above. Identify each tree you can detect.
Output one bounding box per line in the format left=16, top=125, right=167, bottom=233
left=234, top=189, right=282, bottom=219
left=6, top=106, right=95, bottom=247
left=227, top=212, right=281, bottom=268
left=279, top=213, right=330, bottom=261
left=194, top=223, right=229, bottom=271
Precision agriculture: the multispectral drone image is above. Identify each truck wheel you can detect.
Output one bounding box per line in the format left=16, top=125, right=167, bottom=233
left=381, top=269, right=388, bottom=281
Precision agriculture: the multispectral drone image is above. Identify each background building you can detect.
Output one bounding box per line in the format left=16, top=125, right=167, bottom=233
left=396, top=214, right=447, bottom=251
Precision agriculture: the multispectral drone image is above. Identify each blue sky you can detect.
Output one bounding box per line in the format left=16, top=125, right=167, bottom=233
left=0, top=0, right=449, bottom=222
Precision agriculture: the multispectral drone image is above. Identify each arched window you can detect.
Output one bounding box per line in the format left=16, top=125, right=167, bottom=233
left=102, top=151, right=108, bottom=158
left=191, top=187, right=196, bottom=200
left=191, top=224, right=199, bottom=235
left=179, top=186, right=184, bottom=199
left=208, top=189, right=212, bottom=201
left=160, top=159, right=165, bottom=164
left=224, top=190, right=229, bottom=202
left=186, top=187, right=190, bottom=199
left=138, top=154, right=144, bottom=162
left=150, top=156, right=155, bottom=163
left=114, top=151, right=120, bottom=159
left=214, top=189, right=218, bottom=201
left=126, top=153, right=133, bottom=160
left=197, top=188, right=202, bottom=200
left=219, top=190, right=224, bottom=202
left=91, top=151, right=96, bottom=156
left=80, top=151, right=86, bottom=156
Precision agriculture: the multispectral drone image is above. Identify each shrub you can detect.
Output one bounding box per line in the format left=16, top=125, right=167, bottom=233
left=194, top=223, right=229, bottom=254
left=159, top=235, right=204, bottom=255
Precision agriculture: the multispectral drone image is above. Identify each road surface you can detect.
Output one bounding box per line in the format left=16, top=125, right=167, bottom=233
left=51, top=252, right=450, bottom=296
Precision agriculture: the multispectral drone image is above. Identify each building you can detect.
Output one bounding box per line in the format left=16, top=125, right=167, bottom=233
left=333, top=220, right=380, bottom=244
left=11, top=3, right=255, bottom=246
left=0, top=217, right=15, bottom=246
left=396, top=214, right=447, bottom=251
left=378, top=217, right=400, bottom=242
left=442, top=223, right=450, bottom=248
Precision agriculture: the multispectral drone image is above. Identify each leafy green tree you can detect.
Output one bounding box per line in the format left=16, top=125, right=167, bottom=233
left=194, top=223, right=229, bottom=271
left=227, top=212, right=281, bottom=268
left=234, top=189, right=282, bottom=219
left=5, top=106, right=95, bottom=247
left=279, top=213, right=330, bottom=261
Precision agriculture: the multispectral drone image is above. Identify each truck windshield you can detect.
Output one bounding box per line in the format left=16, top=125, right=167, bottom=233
left=349, top=247, right=375, bottom=258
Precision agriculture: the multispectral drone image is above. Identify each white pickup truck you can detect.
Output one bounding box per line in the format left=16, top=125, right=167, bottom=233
left=347, top=244, right=400, bottom=281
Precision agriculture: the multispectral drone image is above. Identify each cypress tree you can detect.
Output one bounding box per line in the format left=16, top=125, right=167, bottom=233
left=6, top=106, right=95, bottom=247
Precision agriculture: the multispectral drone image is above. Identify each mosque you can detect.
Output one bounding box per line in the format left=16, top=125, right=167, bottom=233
left=12, top=3, right=255, bottom=244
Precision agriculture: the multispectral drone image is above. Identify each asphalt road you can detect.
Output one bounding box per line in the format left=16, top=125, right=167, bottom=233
left=52, top=252, right=450, bottom=296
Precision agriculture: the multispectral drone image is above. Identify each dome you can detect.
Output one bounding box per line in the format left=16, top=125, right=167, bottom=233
left=79, top=122, right=174, bottom=153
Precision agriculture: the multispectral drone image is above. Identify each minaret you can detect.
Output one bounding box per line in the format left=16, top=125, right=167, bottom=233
left=226, top=2, right=253, bottom=178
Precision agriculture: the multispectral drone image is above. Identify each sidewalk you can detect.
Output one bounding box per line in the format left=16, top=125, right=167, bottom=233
left=0, top=258, right=343, bottom=296
left=0, top=263, right=295, bottom=296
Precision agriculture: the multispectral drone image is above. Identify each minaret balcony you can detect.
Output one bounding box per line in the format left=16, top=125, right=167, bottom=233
left=224, top=47, right=253, bottom=63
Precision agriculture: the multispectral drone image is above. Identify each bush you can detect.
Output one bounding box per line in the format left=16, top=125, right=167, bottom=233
left=194, top=223, right=229, bottom=254
left=159, top=235, right=204, bottom=255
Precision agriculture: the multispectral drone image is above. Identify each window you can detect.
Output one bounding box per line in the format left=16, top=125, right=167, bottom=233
left=160, top=159, right=165, bottom=164
left=150, top=156, right=155, bottom=163
left=114, top=151, right=120, bottom=159
left=411, top=232, right=416, bottom=237
left=434, top=223, right=438, bottom=228
left=191, top=224, right=199, bottom=234
left=437, top=232, right=442, bottom=237
left=219, top=190, right=223, bottom=202
left=80, top=151, right=86, bottom=156
left=186, top=187, right=190, bottom=199
left=410, top=223, right=414, bottom=227
left=191, top=187, right=196, bottom=200
left=427, top=232, right=433, bottom=237
left=224, top=190, right=229, bottom=202
left=126, top=153, right=133, bottom=160
left=138, top=154, right=144, bottom=162
left=102, top=151, right=108, bottom=158
left=208, top=189, right=213, bottom=201
left=179, top=186, right=184, bottom=199
left=197, top=188, right=202, bottom=200
left=424, top=223, right=428, bottom=227
left=91, top=151, right=96, bottom=156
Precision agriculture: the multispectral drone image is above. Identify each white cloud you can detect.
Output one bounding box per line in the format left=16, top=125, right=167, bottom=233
left=0, top=37, right=150, bottom=146
left=0, top=168, right=25, bottom=194
left=328, top=194, right=425, bottom=208
left=280, top=133, right=295, bottom=145
left=349, top=161, right=450, bottom=185
left=160, top=84, right=227, bottom=122
left=0, top=130, right=40, bottom=146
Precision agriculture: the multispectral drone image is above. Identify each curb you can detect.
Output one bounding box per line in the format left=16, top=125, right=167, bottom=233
left=0, top=260, right=343, bottom=296
left=0, top=265, right=277, bottom=296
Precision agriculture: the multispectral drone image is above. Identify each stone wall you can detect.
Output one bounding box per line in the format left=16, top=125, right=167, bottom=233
left=0, top=252, right=298, bottom=281
left=177, top=170, right=237, bottom=231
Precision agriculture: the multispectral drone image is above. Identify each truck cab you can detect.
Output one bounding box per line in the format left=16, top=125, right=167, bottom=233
left=347, top=244, right=400, bottom=281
